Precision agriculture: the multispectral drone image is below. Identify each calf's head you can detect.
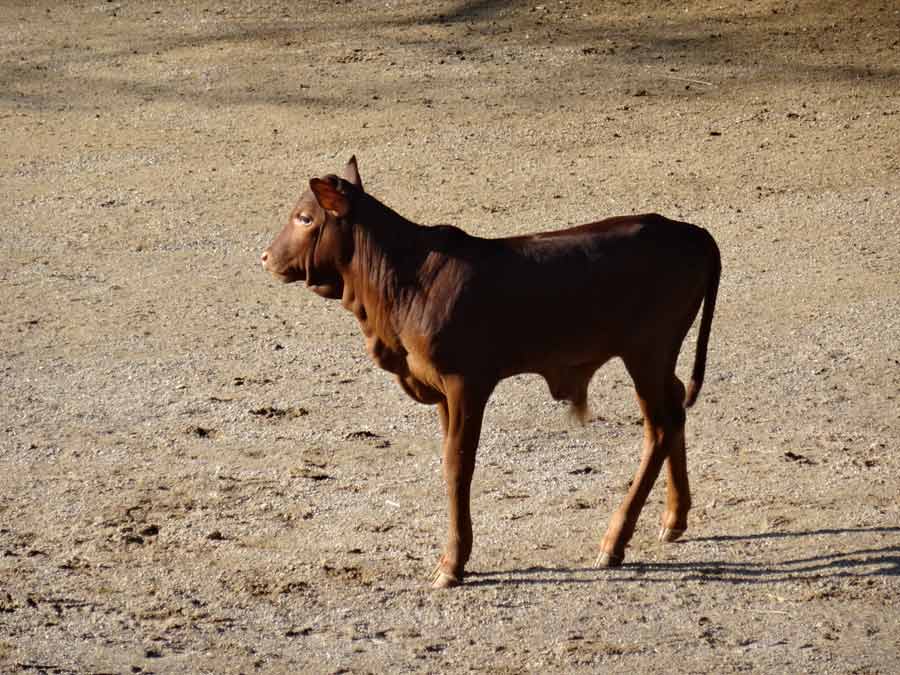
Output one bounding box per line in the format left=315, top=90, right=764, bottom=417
left=261, top=156, right=363, bottom=299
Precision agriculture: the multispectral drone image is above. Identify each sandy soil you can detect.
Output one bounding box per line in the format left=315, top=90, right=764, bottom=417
left=2, top=1, right=899, bottom=673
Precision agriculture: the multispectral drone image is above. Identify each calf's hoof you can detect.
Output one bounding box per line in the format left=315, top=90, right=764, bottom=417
left=658, top=527, right=686, bottom=543
left=430, top=564, right=462, bottom=589
left=594, top=551, right=624, bottom=568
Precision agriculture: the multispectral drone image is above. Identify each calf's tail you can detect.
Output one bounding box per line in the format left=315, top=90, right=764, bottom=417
left=684, top=232, right=721, bottom=408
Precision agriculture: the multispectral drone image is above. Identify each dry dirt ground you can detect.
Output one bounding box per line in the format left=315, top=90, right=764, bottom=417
left=2, top=1, right=899, bottom=673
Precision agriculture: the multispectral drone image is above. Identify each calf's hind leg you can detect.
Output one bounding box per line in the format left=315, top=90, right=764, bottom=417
left=659, top=375, right=690, bottom=543
left=596, top=359, right=683, bottom=567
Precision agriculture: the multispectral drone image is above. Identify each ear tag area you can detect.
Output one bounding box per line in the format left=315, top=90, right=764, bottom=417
left=310, top=177, right=350, bottom=217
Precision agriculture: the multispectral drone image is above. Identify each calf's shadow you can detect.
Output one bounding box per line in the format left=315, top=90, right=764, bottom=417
left=464, top=526, right=900, bottom=588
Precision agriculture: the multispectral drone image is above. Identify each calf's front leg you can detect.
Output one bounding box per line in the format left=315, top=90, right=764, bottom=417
left=431, top=378, right=491, bottom=589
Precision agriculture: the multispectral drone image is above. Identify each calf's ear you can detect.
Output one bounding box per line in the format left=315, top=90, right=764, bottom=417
left=310, top=177, right=350, bottom=217
left=343, top=155, right=363, bottom=191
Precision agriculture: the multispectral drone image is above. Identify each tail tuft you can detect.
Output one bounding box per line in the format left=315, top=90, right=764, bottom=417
left=569, top=400, right=590, bottom=426
left=684, top=380, right=701, bottom=408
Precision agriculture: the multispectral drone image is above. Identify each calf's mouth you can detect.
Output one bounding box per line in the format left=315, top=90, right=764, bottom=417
left=261, top=249, right=305, bottom=283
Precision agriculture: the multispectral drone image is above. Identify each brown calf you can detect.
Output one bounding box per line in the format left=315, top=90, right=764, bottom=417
left=261, top=157, right=721, bottom=588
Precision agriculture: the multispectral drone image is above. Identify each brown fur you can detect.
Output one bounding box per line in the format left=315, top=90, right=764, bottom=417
left=262, top=157, right=721, bottom=586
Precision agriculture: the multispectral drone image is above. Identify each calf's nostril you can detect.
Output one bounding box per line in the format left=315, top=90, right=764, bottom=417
left=260, top=251, right=269, bottom=264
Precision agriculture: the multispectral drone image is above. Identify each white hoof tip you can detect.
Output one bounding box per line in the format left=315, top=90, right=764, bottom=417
left=431, top=570, right=461, bottom=589
left=595, top=552, right=624, bottom=568
left=658, top=527, right=686, bottom=543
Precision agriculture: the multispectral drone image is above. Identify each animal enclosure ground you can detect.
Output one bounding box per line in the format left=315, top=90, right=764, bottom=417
left=1, top=0, right=899, bottom=673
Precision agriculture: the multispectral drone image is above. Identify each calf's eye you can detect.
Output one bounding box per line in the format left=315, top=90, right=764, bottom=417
left=295, top=214, right=313, bottom=226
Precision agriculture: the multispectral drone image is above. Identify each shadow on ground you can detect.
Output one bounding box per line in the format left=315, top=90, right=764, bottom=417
left=3, top=1, right=896, bottom=114
left=466, top=526, right=900, bottom=587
